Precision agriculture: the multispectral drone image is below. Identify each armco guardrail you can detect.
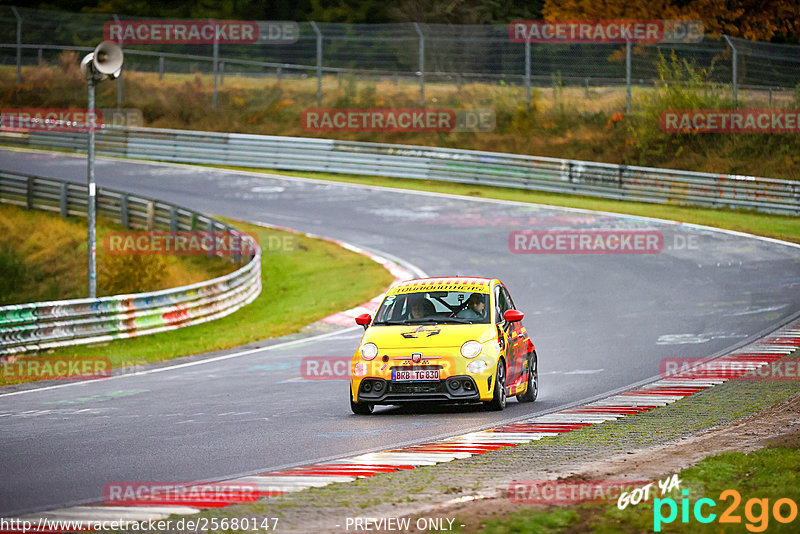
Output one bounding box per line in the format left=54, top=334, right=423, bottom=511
left=2, top=126, right=799, bottom=214
left=0, top=170, right=261, bottom=355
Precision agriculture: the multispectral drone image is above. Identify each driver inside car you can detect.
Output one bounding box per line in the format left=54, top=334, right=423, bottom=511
left=456, top=293, right=486, bottom=320
left=408, top=296, right=435, bottom=319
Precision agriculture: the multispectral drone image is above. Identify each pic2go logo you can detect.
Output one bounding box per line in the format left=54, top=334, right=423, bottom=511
left=654, top=489, right=798, bottom=532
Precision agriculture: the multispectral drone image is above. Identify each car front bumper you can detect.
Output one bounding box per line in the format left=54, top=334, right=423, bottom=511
left=354, top=374, right=494, bottom=404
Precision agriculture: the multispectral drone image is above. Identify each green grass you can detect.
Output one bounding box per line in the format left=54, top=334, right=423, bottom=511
left=0, top=203, right=234, bottom=304
left=477, top=444, right=800, bottom=533
left=478, top=508, right=580, bottom=533
left=0, top=218, right=395, bottom=386
left=215, top=165, right=800, bottom=244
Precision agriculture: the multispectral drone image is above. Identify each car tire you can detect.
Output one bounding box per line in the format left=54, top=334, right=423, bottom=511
left=484, top=360, right=507, bottom=411
left=516, top=351, right=538, bottom=403
left=350, top=386, right=374, bottom=415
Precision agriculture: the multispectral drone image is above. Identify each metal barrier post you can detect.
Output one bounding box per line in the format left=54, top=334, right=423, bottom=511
left=26, top=176, right=34, bottom=210
left=724, top=35, right=738, bottom=108
left=113, top=14, right=123, bottom=106
left=524, top=40, right=531, bottom=109
left=310, top=22, right=323, bottom=107
left=11, top=7, right=21, bottom=84
left=212, top=22, right=219, bottom=111
left=158, top=55, right=164, bottom=80
left=87, top=76, right=97, bottom=298
left=626, top=40, right=632, bottom=113
left=413, top=23, right=425, bottom=106
left=120, top=194, right=128, bottom=227
left=60, top=182, right=68, bottom=217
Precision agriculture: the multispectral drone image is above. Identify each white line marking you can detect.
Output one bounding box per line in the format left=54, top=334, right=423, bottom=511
left=0, top=326, right=356, bottom=398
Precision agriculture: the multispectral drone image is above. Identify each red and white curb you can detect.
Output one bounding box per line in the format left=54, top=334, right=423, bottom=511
left=250, top=221, right=416, bottom=327
left=316, top=241, right=413, bottom=327
left=9, top=319, right=799, bottom=530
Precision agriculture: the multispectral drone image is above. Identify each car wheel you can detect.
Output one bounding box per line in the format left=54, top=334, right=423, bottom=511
left=350, top=385, right=374, bottom=415
left=516, top=351, right=538, bottom=403
left=485, top=360, right=507, bottom=411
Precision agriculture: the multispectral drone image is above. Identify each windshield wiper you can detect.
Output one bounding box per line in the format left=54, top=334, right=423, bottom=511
left=435, top=317, right=474, bottom=324
left=373, top=318, right=472, bottom=326
left=372, top=319, right=437, bottom=326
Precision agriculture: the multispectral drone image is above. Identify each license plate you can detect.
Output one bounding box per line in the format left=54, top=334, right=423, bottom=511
left=392, top=369, right=440, bottom=381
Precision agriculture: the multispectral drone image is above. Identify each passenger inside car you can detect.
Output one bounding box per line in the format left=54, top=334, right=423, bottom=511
left=456, top=293, right=486, bottom=320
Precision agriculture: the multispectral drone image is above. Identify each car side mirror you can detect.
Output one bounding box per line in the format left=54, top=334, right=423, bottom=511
left=504, top=309, right=524, bottom=322
left=355, top=313, right=372, bottom=329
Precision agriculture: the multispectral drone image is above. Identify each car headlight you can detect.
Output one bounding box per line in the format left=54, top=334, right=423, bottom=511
left=460, top=340, right=482, bottom=359
left=467, top=359, right=488, bottom=374
left=353, top=362, right=368, bottom=377
left=360, top=343, right=378, bottom=361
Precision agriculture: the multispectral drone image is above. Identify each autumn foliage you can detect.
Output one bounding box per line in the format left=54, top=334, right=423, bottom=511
left=542, top=0, right=800, bottom=41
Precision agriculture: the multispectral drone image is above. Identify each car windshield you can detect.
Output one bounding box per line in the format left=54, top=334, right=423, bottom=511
left=373, top=290, right=491, bottom=325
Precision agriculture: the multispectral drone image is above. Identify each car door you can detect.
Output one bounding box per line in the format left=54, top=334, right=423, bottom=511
left=494, top=285, right=519, bottom=384
left=499, top=285, right=526, bottom=384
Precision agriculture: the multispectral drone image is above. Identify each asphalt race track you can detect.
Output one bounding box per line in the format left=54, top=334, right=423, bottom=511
left=1, top=148, right=800, bottom=515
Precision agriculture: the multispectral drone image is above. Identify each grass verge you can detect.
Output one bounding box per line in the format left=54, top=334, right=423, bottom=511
left=0, top=203, right=234, bottom=304
left=216, top=165, right=800, bottom=244
left=174, top=347, right=800, bottom=532
left=0, top=218, right=395, bottom=386
left=471, top=444, right=800, bottom=533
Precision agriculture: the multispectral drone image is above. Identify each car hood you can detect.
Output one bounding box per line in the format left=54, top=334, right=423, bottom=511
left=363, top=324, right=496, bottom=349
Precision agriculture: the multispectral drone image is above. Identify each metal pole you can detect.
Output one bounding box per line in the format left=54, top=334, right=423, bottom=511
left=87, top=76, right=97, bottom=298
left=113, top=15, right=123, bottom=106
left=413, top=23, right=425, bottom=106
left=524, top=40, right=531, bottom=109
left=11, top=7, right=21, bottom=84
left=625, top=40, right=632, bottom=113
left=158, top=55, right=164, bottom=80
left=724, top=35, right=737, bottom=108
left=310, top=22, right=322, bottom=107
left=212, top=27, right=219, bottom=111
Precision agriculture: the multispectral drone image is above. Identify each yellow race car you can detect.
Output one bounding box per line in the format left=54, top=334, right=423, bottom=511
left=350, top=277, right=537, bottom=414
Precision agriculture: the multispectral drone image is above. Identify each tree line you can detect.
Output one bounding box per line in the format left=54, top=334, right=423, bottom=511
left=5, top=0, right=798, bottom=42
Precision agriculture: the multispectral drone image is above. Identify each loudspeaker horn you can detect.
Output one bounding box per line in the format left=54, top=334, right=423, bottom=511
left=92, top=41, right=123, bottom=78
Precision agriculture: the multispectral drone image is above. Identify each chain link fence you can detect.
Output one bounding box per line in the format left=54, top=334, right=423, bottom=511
left=1, top=6, right=799, bottom=111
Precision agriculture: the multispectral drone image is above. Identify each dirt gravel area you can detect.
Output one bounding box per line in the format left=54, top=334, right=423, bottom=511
left=388, top=389, right=800, bottom=533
